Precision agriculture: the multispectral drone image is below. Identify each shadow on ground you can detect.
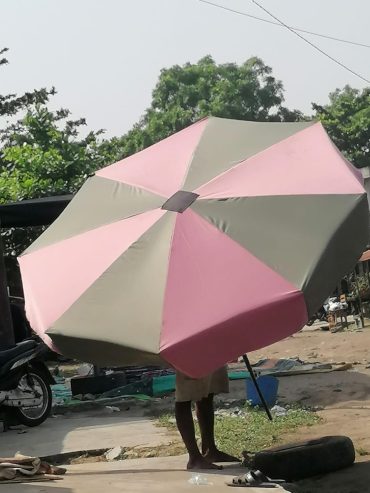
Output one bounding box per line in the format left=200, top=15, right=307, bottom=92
left=2, top=484, right=72, bottom=493
left=297, top=461, right=370, bottom=493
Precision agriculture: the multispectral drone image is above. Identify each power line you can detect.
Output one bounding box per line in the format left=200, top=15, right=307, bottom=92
left=250, top=0, right=369, bottom=84
left=199, top=0, right=370, bottom=49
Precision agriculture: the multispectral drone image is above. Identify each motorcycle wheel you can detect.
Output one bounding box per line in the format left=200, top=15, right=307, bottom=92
left=13, top=367, right=52, bottom=427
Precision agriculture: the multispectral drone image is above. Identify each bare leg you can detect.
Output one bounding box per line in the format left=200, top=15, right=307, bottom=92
left=175, top=400, right=221, bottom=470
left=196, top=394, right=240, bottom=463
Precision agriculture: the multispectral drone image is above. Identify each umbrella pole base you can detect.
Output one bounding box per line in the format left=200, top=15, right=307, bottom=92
left=243, top=354, right=273, bottom=421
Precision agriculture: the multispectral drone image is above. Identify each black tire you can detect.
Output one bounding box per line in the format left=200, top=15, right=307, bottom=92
left=253, top=436, right=355, bottom=481
left=13, top=367, right=52, bottom=427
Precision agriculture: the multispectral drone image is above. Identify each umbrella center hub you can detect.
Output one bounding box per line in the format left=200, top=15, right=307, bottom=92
left=161, top=191, right=199, bottom=213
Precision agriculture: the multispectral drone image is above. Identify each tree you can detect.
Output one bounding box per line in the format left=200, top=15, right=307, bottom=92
left=0, top=106, right=105, bottom=202
left=105, top=56, right=305, bottom=162
left=313, top=85, right=370, bottom=168
left=0, top=49, right=110, bottom=292
left=149, top=56, right=303, bottom=126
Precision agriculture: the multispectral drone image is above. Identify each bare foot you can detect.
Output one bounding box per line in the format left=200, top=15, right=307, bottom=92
left=187, top=456, right=222, bottom=470
left=204, top=449, right=240, bottom=463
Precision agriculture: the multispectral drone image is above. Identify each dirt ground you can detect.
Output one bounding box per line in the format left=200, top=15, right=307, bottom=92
left=245, top=325, right=370, bottom=493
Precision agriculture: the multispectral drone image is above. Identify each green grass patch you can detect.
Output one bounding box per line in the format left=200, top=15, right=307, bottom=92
left=158, top=406, right=320, bottom=458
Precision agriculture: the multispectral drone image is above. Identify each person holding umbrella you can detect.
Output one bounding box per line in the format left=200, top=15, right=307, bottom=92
left=175, top=367, right=240, bottom=469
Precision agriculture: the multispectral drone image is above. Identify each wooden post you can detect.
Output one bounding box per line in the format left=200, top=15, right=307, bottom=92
left=0, top=231, right=14, bottom=348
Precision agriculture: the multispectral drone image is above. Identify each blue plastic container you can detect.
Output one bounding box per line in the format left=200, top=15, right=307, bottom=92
left=246, top=375, right=279, bottom=407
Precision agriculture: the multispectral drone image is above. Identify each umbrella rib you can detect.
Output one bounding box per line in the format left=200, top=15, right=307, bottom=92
left=177, top=117, right=210, bottom=192
left=20, top=208, right=166, bottom=256
left=96, top=175, right=168, bottom=200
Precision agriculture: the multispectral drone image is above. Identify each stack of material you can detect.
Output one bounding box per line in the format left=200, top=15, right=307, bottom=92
left=0, top=453, right=66, bottom=484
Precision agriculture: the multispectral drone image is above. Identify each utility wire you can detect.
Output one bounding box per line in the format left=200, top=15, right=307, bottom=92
left=199, top=0, right=370, bottom=49
left=249, top=0, right=370, bottom=84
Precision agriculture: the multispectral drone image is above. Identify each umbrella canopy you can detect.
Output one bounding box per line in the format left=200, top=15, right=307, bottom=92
left=19, top=117, right=368, bottom=377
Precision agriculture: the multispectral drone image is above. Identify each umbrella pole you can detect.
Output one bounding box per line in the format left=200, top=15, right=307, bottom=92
left=242, top=354, right=272, bottom=421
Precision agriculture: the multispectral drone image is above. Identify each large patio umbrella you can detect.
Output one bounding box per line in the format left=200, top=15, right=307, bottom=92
left=19, top=117, right=368, bottom=377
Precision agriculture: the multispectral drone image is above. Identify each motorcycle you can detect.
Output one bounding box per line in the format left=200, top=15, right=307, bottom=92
left=0, top=339, right=54, bottom=428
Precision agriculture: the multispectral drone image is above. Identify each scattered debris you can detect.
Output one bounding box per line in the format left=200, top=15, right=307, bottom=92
left=122, top=450, right=139, bottom=460
left=104, top=446, right=124, bottom=461
left=105, top=406, right=120, bottom=413
left=271, top=405, right=288, bottom=417
left=215, top=407, right=246, bottom=418
left=218, top=399, right=246, bottom=408
left=311, top=405, right=324, bottom=412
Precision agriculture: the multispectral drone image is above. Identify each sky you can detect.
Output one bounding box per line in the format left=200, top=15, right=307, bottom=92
left=1, top=0, right=369, bottom=137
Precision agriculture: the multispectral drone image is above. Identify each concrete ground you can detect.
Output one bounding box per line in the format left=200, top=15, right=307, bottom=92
left=5, top=455, right=286, bottom=493
left=0, top=409, right=170, bottom=458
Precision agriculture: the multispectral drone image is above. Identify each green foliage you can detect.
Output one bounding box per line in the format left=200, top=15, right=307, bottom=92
left=0, top=105, right=106, bottom=202
left=107, top=56, right=305, bottom=162
left=313, top=85, right=370, bottom=168
left=149, top=56, right=303, bottom=125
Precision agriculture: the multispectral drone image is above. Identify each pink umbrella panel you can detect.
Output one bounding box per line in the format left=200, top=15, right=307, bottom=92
left=19, top=117, right=368, bottom=378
